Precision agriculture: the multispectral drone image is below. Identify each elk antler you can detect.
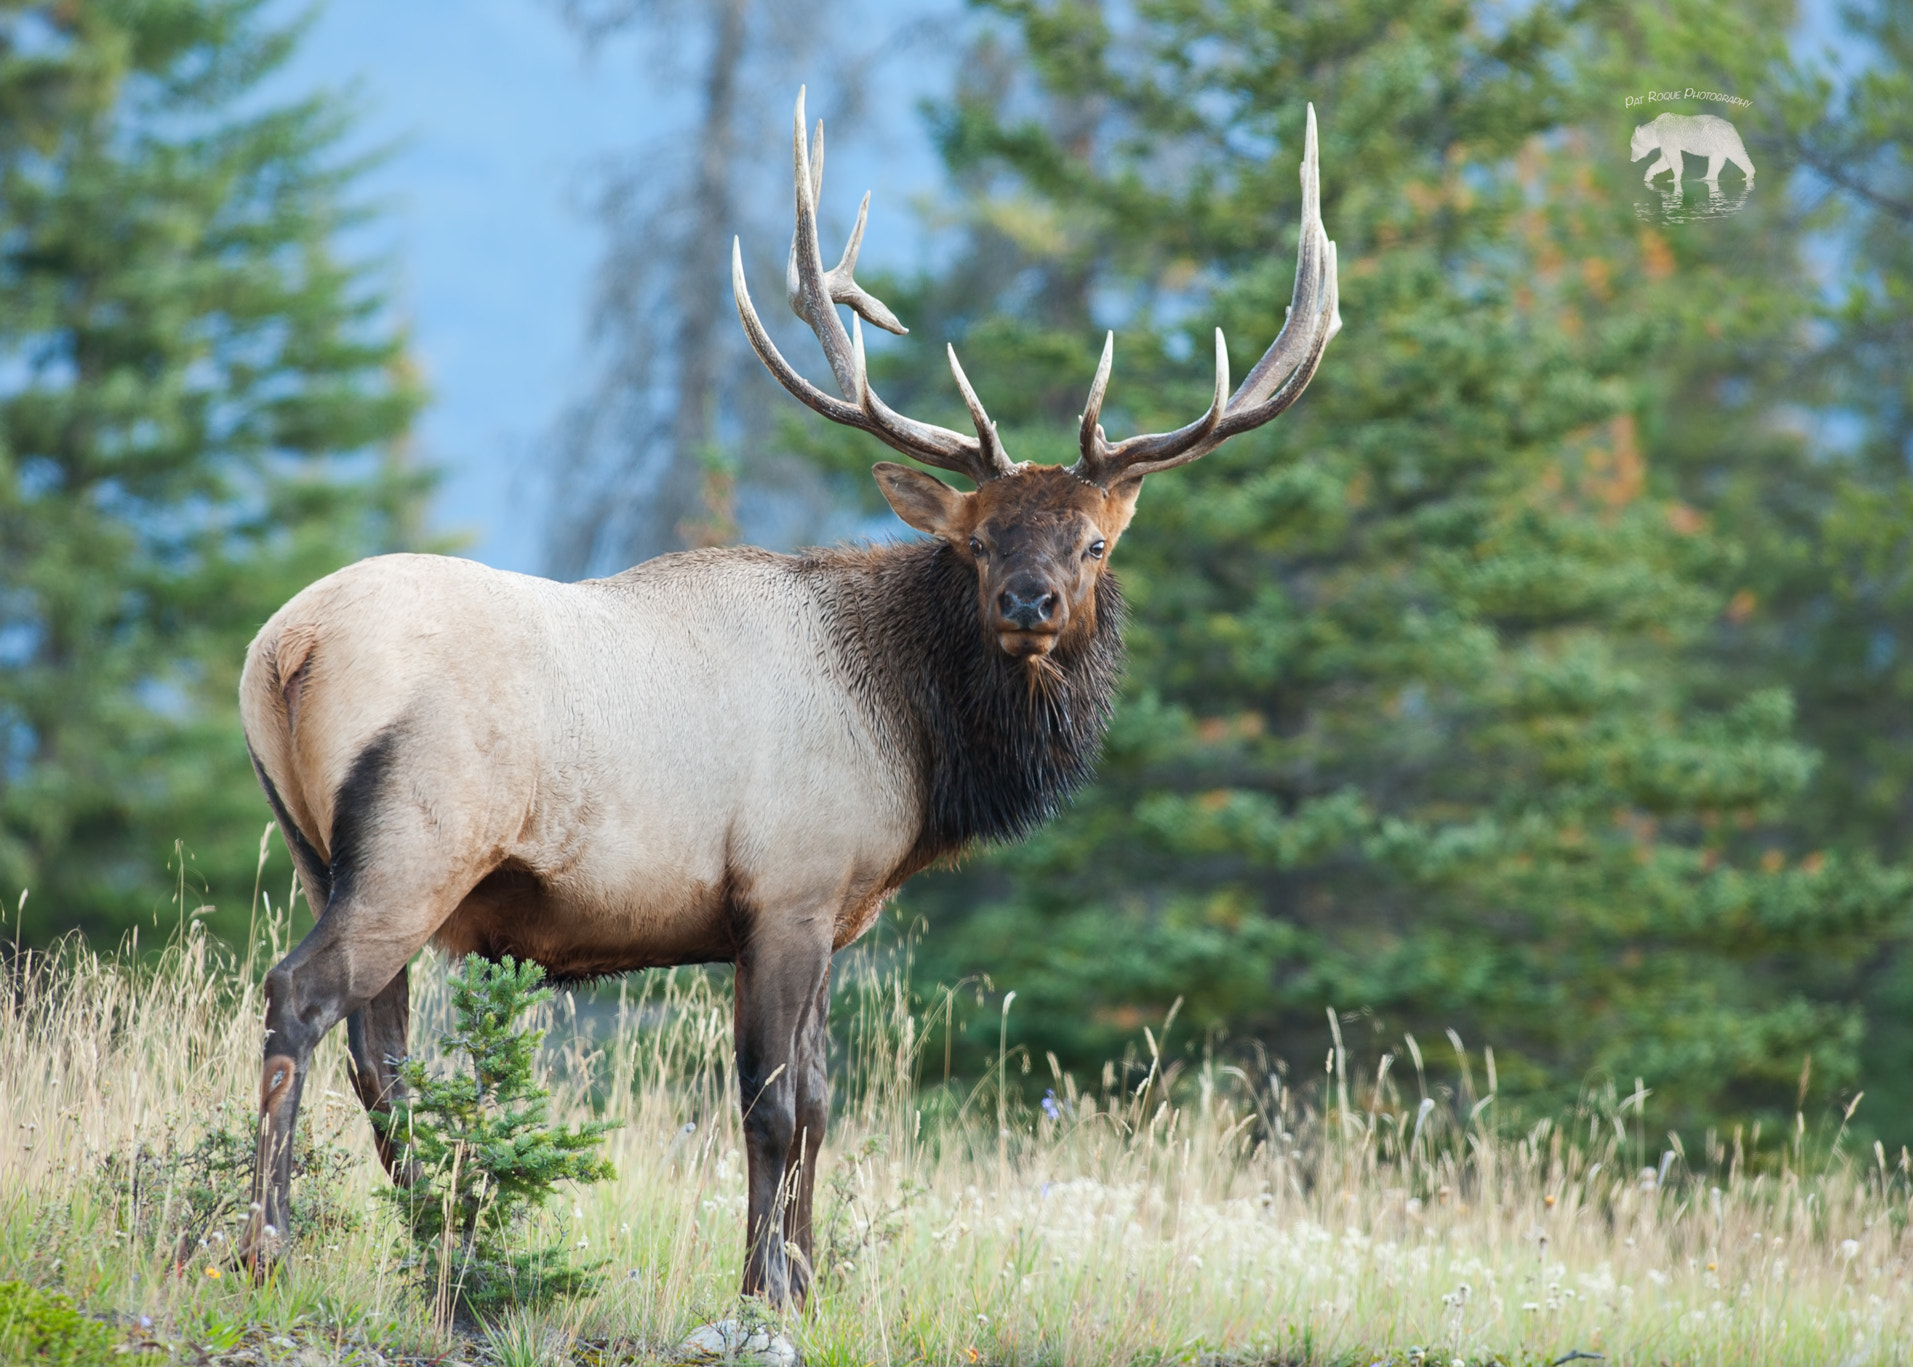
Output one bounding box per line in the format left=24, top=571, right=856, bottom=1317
left=1068, top=104, right=1342, bottom=486
left=733, top=88, right=1018, bottom=485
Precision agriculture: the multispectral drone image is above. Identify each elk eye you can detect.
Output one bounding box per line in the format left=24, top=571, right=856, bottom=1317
left=1087, top=539, right=1107, bottom=559
left=968, top=536, right=985, bottom=558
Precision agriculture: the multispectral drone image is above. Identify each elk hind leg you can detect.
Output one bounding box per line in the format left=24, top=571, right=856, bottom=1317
left=345, top=964, right=417, bottom=1185
left=245, top=732, right=482, bottom=1267
left=248, top=907, right=364, bottom=1265
left=248, top=902, right=454, bottom=1268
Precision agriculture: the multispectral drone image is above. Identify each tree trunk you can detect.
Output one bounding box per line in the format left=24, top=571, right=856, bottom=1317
left=657, top=0, right=747, bottom=550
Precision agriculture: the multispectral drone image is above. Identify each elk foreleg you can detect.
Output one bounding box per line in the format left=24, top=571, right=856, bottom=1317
left=733, top=926, right=831, bottom=1308
left=783, top=968, right=832, bottom=1302
left=345, top=964, right=418, bottom=1186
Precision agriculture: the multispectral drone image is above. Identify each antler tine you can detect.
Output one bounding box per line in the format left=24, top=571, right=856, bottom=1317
left=827, top=193, right=907, bottom=335
left=1076, top=332, right=1115, bottom=468
left=738, top=87, right=1008, bottom=484
left=808, top=117, right=824, bottom=212
left=946, top=344, right=1016, bottom=477
left=784, top=95, right=908, bottom=338
left=1071, top=328, right=1230, bottom=479
left=784, top=89, right=860, bottom=399
left=1229, top=102, right=1326, bottom=409
left=1324, top=238, right=1343, bottom=344
left=1072, top=103, right=1340, bottom=486
left=850, top=313, right=869, bottom=405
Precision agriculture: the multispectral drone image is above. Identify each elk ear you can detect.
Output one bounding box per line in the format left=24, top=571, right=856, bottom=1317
left=873, top=462, right=970, bottom=540
left=1101, top=474, right=1145, bottom=537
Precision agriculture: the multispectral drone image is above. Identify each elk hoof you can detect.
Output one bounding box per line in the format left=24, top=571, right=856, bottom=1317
left=677, top=1320, right=799, bottom=1367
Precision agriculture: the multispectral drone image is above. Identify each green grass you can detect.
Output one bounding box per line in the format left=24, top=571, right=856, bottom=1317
left=0, top=1278, right=158, bottom=1365
left=4, top=901, right=1911, bottom=1366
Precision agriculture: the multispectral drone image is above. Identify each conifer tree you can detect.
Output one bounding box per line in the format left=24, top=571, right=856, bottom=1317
left=1819, top=0, right=1913, bottom=1134
left=0, top=0, right=425, bottom=942
left=816, top=0, right=1911, bottom=1126
left=1544, top=0, right=1913, bottom=1131
left=1653, top=0, right=1913, bottom=1131
left=1773, top=0, right=1913, bottom=866
left=381, top=955, right=616, bottom=1316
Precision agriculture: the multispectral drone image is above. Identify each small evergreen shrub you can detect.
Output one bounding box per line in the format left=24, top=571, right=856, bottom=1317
left=381, top=954, right=618, bottom=1316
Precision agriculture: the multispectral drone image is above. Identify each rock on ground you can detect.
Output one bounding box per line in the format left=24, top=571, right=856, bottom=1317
left=676, top=1319, right=799, bottom=1367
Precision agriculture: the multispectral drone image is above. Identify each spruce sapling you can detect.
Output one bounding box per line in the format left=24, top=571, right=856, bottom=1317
left=381, top=954, right=617, bottom=1315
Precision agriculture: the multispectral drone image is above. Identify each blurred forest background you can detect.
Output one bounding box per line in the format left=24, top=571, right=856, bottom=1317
left=4, top=0, right=1912, bottom=1140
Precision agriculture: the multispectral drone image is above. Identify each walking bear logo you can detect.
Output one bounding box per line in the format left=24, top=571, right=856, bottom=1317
left=1630, top=112, right=1755, bottom=186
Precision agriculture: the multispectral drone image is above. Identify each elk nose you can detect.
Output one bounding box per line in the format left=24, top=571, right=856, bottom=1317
left=998, top=585, right=1058, bottom=631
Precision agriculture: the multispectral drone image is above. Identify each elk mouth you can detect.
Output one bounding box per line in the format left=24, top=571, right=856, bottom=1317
left=996, top=628, right=1059, bottom=659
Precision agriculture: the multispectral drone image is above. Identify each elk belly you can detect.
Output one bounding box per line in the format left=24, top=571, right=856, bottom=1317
left=433, top=548, right=922, bottom=972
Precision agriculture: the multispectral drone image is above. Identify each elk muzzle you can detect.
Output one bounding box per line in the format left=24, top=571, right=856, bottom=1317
left=995, top=575, right=1063, bottom=656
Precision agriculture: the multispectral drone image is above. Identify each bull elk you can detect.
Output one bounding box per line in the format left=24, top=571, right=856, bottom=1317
left=239, top=89, right=1339, bottom=1305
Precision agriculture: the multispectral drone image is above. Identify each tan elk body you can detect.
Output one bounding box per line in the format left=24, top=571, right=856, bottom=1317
left=240, top=90, right=1339, bottom=1306
left=243, top=549, right=926, bottom=977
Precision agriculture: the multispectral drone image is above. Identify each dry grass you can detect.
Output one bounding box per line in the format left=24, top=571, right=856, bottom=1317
left=4, top=894, right=1912, bottom=1366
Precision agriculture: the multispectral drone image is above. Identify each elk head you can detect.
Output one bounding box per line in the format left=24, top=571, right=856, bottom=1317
left=733, top=89, right=1341, bottom=661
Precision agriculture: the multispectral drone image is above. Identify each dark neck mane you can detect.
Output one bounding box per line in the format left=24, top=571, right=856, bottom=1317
left=802, top=539, right=1125, bottom=864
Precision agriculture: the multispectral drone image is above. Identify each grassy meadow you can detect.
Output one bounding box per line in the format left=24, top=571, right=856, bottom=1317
left=4, top=883, right=1913, bottom=1367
